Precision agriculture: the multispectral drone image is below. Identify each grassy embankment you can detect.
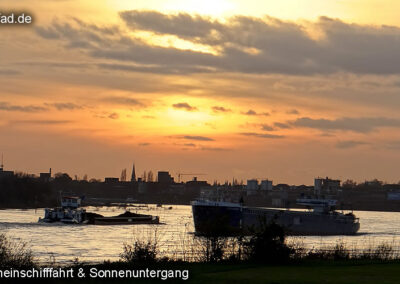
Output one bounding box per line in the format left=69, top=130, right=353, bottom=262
left=29, top=260, right=400, bottom=284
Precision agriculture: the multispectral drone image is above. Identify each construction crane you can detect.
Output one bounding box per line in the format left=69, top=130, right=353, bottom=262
left=177, top=173, right=207, bottom=183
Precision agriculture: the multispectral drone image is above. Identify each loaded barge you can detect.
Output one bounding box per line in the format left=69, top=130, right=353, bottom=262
left=192, top=198, right=360, bottom=236
left=39, top=196, right=159, bottom=225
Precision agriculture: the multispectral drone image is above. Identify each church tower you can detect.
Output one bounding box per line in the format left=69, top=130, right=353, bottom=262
left=131, top=162, right=136, bottom=182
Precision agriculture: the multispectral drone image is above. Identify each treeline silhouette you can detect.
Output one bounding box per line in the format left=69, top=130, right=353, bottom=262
left=0, top=173, right=56, bottom=208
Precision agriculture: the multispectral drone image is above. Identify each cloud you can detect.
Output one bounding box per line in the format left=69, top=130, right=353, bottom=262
left=261, top=124, right=274, bottom=131
left=336, top=140, right=368, bottom=149
left=35, top=26, right=61, bottom=39
left=176, top=135, right=215, bottom=141
left=212, top=106, right=231, bottom=113
left=242, top=109, right=270, bottom=116
left=0, top=102, right=84, bottom=113
left=287, top=109, right=299, bottom=115
left=47, top=102, right=83, bottom=110
left=108, top=112, right=119, bottom=119
left=139, top=142, right=151, bottom=146
left=384, top=141, right=400, bottom=150
left=274, top=122, right=292, bottom=129
left=0, top=69, right=20, bottom=76
left=9, top=120, right=72, bottom=125
left=97, top=62, right=212, bottom=74
left=200, top=146, right=231, bottom=151
left=243, top=109, right=257, bottom=116
left=102, top=96, right=145, bottom=107
left=0, top=102, right=47, bottom=112
left=119, top=10, right=220, bottom=39
left=290, top=117, right=400, bottom=133
left=240, top=132, right=285, bottom=139
left=172, top=102, right=197, bottom=111
left=114, top=11, right=400, bottom=75
left=35, top=12, right=400, bottom=76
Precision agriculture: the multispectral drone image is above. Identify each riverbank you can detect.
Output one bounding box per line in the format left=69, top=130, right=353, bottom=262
left=4, top=260, right=399, bottom=283
left=2, top=224, right=400, bottom=283
left=185, top=261, right=400, bottom=284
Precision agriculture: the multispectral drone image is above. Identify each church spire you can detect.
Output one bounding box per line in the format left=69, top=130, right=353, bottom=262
left=131, top=162, right=136, bottom=182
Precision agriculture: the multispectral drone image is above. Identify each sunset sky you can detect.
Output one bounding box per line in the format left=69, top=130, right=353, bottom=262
left=2, top=0, right=400, bottom=184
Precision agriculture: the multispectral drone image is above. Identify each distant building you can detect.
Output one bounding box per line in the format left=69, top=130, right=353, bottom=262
left=185, top=177, right=209, bottom=192
left=0, top=158, right=14, bottom=179
left=314, top=177, right=340, bottom=193
left=105, top=177, right=119, bottom=183
left=246, top=179, right=259, bottom=195
left=158, top=171, right=174, bottom=184
left=200, top=187, right=245, bottom=203
left=39, top=168, right=52, bottom=182
left=246, top=179, right=259, bottom=190
left=260, top=179, right=273, bottom=190
left=138, top=179, right=147, bottom=194
left=274, top=184, right=290, bottom=191
left=0, top=169, right=13, bottom=179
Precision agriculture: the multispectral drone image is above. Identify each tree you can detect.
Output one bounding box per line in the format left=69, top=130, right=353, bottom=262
left=243, top=220, right=294, bottom=263
left=342, top=179, right=357, bottom=189
left=54, top=173, right=72, bottom=183
left=147, top=171, right=154, bottom=182
left=120, top=169, right=127, bottom=182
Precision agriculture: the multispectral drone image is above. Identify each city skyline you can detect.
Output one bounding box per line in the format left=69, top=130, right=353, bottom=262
left=2, top=0, right=400, bottom=184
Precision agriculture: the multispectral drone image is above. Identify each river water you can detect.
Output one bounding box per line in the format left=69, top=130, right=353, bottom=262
left=1, top=205, right=400, bottom=264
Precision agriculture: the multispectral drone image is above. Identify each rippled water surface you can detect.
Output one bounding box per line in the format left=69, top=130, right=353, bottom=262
left=1, top=205, right=400, bottom=264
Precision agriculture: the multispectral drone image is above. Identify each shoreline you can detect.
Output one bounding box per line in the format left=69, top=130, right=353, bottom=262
left=2, top=202, right=400, bottom=214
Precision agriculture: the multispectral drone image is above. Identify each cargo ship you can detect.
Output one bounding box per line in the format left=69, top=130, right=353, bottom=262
left=191, top=198, right=360, bottom=236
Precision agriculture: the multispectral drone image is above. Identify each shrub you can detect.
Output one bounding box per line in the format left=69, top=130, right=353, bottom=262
left=196, top=235, right=228, bottom=262
left=121, top=240, right=158, bottom=263
left=359, top=242, right=395, bottom=260
left=306, top=240, right=349, bottom=260
left=243, top=221, right=295, bottom=263
left=0, top=233, right=35, bottom=268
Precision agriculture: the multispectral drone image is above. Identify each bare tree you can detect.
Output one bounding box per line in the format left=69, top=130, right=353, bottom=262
left=147, top=171, right=154, bottom=182
left=120, top=169, right=127, bottom=182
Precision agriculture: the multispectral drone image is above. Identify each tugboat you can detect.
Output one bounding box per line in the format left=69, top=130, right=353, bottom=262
left=39, top=196, right=160, bottom=225
left=39, top=196, right=85, bottom=224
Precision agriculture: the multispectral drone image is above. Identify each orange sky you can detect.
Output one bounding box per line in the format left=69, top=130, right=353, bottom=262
left=2, top=0, right=400, bottom=184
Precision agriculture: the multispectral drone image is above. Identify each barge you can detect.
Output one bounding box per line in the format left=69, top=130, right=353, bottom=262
left=192, top=198, right=360, bottom=236
left=39, top=196, right=160, bottom=225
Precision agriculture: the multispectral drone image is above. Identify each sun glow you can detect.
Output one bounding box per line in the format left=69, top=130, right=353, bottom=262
left=165, top=108, right=213, bottom=129
left=132, top=31, right=220, bottom=55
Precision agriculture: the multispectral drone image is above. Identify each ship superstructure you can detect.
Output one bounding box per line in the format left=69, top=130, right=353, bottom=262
left=39, top=196, right=86, bottom=224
